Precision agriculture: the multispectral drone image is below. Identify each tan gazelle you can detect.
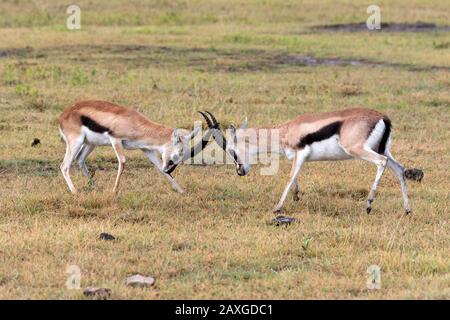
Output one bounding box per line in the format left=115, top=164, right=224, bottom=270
left=200, top=109, right=411, bottom=214
left=58, top=100, right=212, bottom=194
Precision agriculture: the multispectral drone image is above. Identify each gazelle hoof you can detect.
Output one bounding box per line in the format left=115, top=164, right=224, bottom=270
left=293, top=194, right=300, bottom=202
left=273, top=207, right=282, bottom=213
left=405, top=209, right=411, bottom=215
left=366, top=207, right=372, bottom=214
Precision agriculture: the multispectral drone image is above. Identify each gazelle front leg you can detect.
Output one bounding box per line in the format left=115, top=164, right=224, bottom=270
left=110, top=137, right=126, bottom=193
left=144, top=150, right=184, bottom=193
left=274, top=147, right=310, bottom=213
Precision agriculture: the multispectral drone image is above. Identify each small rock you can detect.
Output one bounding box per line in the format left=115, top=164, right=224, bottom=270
left=172, top=242, right=191, bottom=251
left=83, top=287, right=111, bottom=299
left=404, top=168, right=424, bottom=182
left=278, top=96, right=288, bottom=103
left=271, top=215, right=297, bottom=226
left=31, top=138, right=40, bottom=147
left=126, top=274, right=155, bottom=288
left=99, top=233, right=115, bottom=241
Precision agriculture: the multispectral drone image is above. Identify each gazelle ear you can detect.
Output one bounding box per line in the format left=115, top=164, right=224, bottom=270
left=241, top=116, right=247, bottom=129
left=228, top=124, right=237, bottom=144
left=172, top=128, right=181, bottom=145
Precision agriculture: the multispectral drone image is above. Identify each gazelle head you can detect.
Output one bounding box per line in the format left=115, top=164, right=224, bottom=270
left=199, top=111, right=249, bottom=176
left=162, top=127, right=200, bottom=173
left=225, top=123, right=251, bottom=176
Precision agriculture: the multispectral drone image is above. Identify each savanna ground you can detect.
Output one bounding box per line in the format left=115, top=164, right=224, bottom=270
left=0, top=0, right=449, bottom=299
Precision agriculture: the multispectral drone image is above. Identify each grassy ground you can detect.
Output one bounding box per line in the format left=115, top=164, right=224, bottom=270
left=0, top=0, right=449, bottom=299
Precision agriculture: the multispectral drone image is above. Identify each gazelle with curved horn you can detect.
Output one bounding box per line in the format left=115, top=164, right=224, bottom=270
left=58, top=100, right=208, bottom=194
left=200, top=109, right=411, bottom=214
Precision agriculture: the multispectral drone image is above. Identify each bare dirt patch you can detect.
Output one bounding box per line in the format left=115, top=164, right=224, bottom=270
left=0, top=46, right=35, bottom=58
left=313, top=22, right=450, bottom=33
left=274, top=54, right=450, bottom=72
left=1, top=44, right=449, bottom=73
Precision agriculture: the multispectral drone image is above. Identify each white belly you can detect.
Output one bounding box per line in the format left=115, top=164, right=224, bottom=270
left=307, top=135, right=352, bottom=161
left=364, top=119, right=385, bottom=151
left=82, top=127, right=149, bottom=150
left=83, top=127, right=111, bottom=146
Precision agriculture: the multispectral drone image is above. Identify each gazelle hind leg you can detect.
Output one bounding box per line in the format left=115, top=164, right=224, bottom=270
left=60, top=136, right=84, bottom=194
left=274, top=148, right=310, bottom=213
left=110, top=138, right=126, bottom=193
left=385, top=150, right=411, bottom=214
left=347, top=147, right=387, bottom=214
left=292, top=180, right=300, bottom=201
left=76, top=144, right=95, bottom=178
left=290, top=154, right=300, bottom=201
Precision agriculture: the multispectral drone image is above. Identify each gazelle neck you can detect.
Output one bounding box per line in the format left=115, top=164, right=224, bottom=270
left=139, top=124, right=173, bottom=148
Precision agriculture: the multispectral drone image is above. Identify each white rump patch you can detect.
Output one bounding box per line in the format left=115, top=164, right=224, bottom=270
left=364, top=120, right=386, bottom=152
left=59, top=127, right=67, bottom=142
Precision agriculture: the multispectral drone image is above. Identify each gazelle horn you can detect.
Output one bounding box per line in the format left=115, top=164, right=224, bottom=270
left=198, top=111, right=213, bottom=128
left=205, top=110, right=219, bottom=128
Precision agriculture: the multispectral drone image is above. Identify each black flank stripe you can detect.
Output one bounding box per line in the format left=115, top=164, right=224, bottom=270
left=378, top=118, right=391, bottom=154
left=297, top=121, right=342, bottom=148
left=80, top=115, right=112, bottom=134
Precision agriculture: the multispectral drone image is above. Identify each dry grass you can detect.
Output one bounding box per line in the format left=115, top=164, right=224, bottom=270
left=0, top=0, right=449, bottom=299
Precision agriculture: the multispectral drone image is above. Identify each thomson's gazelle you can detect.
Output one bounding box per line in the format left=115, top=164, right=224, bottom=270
left=58, top=100, right=205, bottom=194
left=200, top=109, right=411, bottom=214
